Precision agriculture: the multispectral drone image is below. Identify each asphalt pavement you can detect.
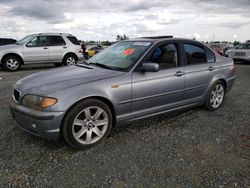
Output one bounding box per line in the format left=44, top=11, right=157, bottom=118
left=0, top=63, right=249, bottom=187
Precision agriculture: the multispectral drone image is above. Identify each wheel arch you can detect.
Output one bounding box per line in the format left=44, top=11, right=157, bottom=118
left=63, top=52, right=78, bottom=62
left=60, top=96, right=117, bottom=132
left=1, top=53, right=24, bottom=65
left=218, top=78, right=227, bottom=91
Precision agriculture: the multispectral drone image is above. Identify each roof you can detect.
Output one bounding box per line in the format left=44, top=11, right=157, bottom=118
left=128, top=36, right=197, bottom=43
left=35, top=33, right=73, bottom=36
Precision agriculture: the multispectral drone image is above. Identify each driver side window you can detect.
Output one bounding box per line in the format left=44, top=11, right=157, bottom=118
left=149, top=43, right=178, bottom=69
left=28, top=36, right=47, bottom=47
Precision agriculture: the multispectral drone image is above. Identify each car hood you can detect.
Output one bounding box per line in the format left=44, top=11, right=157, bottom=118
left=0, top=44, right=20, bottom=51
left=15, top=65, right=125, bottom=95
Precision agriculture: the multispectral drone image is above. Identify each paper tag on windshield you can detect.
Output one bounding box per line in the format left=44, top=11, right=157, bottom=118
left=133, top=42, right=151, bottom=46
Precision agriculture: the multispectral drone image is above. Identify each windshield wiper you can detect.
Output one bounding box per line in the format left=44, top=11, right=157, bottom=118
left=88, top=62, right=115, bottom=70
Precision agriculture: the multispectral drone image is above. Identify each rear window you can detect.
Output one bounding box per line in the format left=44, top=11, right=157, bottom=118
left=67, top=36, right=80, bottom=45
left=205, top=47, right=216, bottom=63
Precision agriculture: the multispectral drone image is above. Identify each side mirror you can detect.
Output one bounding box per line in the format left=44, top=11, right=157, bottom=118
left=142, top=63, right=159, bottom=72
left=26, top=43, right=34, bottom=47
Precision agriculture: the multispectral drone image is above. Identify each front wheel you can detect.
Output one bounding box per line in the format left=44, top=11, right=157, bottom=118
left=61, top=99, right=113, bottom=149
left=2, top=55, right=21, bottom=71
left=204, top=81, right=225, bottom=111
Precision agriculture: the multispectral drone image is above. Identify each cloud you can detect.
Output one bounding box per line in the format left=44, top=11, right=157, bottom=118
left=0, top=0, right=249, bottom=41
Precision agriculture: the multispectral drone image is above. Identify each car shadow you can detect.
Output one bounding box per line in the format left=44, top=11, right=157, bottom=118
left=110, top=106, right=201, bottom=138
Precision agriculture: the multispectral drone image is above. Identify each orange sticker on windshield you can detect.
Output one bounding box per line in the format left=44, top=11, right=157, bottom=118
left=123, top=48, right=135, bottom=56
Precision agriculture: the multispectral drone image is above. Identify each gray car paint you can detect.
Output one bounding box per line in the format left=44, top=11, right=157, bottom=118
left=9, top=38, right=236, bottom=140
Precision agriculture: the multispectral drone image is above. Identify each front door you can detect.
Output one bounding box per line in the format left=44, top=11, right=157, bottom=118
left=23, top=36, right=49, bottom=63
left=132, top=43, right=185, bottom=118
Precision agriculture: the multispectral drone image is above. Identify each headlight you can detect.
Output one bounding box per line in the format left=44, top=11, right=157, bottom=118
left=22, top=95, right=57, bottom=110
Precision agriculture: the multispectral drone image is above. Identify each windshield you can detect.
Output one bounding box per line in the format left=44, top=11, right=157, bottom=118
left=86, top=41, right=152, bottom=71
left=237, top=44, right=250, bottom=49
left=16, top=35, right=34, bottom=45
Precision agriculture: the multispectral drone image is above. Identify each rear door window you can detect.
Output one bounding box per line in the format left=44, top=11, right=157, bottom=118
left=184, top=44, right=206, bottom=65
left=47, top=36, right=66, bottom=46
left=67, top=36, right=80, bottom=45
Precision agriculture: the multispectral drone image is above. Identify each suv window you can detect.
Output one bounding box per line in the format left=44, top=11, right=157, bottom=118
left=149, top=43, right=178, bottom=69
left=47, top=36, right=66, bottom=46
left=67, top=36, right=80, bottom=45
left=184, top=44, right=206, bottom=65
left=27, top=36, right=47, bottom=47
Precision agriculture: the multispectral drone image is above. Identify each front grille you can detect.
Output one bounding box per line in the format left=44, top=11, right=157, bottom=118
left=234, top=52, right=246, bottom=56
left=13, top=89, right=21, bottom=102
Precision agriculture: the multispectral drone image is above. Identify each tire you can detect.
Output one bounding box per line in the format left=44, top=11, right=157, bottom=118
left=63, top=54, right=77, bottom=66
left=61, top=99, right=113, bottom=149
left=204, top=81, right=225, bottom=111
left=2, top=55, right=21, bottom=71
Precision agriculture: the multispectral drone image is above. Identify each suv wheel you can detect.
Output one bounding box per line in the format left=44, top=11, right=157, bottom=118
left=2, top=55, right=21, bottom=71
left=61, top=99, right=113, bottom=149
left=63, top=55, right=77, bottom=66
left=205, top=81, right=225, bottom=111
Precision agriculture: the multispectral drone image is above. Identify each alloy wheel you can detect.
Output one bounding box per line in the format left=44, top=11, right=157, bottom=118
left=210, top=83, right=225, bottom=109
left=66, top=57, right=76, bottom=65
left=6, top=58, right=19, bottom=70
left=72, top=106, right=109, bottom=144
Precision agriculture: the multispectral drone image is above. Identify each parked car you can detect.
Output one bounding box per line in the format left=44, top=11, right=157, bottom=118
left=0, top=33, right=82, bottom=71
left=0, top=38, right=17, bottom=46
left=9, top=36, right=236, bottom=149
left=227, top=42, right=250, bottom=62
left=87, top=45, right=104, bottom=57
left=224, top=46, right=235, bottom=57
left=210, top=44, right=224, bottom=56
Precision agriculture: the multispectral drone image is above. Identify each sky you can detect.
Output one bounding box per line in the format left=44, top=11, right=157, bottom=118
left=0, top=0, right=249, bottom=42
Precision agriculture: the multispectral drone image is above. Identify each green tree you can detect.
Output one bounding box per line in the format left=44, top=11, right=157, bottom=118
left=116, top=34, right=129, bottom=41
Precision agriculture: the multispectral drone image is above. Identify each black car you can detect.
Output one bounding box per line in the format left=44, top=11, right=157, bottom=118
left=0, top=38, right=17, bottom=46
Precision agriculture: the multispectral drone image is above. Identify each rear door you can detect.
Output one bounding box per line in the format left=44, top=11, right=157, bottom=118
left=47, top=36, right=67, bottom=62
left=183, top=42, right=217, bottom=101
left=131, top=42, right=185, bottom=117
left=23, top=36, right=49, bottom=63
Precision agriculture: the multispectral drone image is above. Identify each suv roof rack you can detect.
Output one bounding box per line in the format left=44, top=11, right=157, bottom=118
left=140, top=36, right=173, bottom=39
left=37, top=33, right=72, bottom=36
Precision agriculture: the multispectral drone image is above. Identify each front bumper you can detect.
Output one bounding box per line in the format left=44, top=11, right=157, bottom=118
left=9, top=98, right=65, bottom=140
left=230, top=56, right=250, bottom=61
left=77, top=53, right=85, bottom=62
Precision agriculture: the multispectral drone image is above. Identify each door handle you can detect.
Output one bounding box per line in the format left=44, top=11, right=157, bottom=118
left=207, top=66, right=215, bottom=71
left=174, top=71, right=185, bottom=77
left=43, top=47, right=48, bottom=50
left=63, top=46, right=67, bottom=49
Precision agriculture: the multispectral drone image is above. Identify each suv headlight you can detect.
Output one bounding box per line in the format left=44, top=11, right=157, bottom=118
left=22, top=95, right=57, bottom=110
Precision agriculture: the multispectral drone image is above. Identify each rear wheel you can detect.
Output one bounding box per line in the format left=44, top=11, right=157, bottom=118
left=63, top=54, right=77, bottom=66
left=2, top=55, right=21, bottom=71
left=204, top=81, right=225, bottom=111
left=61, top=99, right=113, bottom=149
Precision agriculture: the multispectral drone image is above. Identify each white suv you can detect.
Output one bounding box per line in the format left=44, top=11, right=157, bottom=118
left=0, top=33, right=83, bottom=71
left=227, top=42, right=250, bottom=62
